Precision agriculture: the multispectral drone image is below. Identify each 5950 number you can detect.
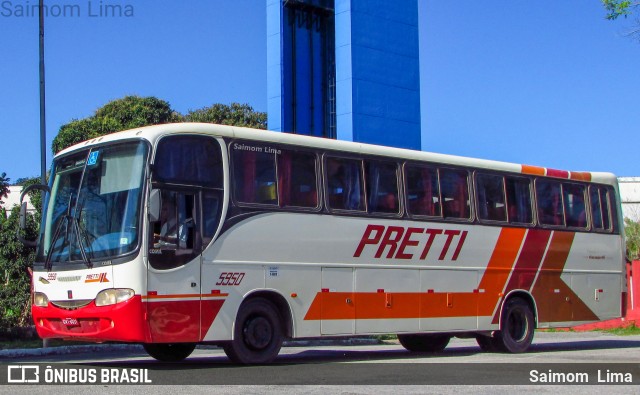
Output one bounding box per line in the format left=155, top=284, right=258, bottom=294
left=216, top=272, right=245, bottom=286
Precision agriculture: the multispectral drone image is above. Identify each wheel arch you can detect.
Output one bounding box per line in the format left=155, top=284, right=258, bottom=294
left=500, top=290, right=539, bottom=329
left=237, top=289, right=294, bottom=339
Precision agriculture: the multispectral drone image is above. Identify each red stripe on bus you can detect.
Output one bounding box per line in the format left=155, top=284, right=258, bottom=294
left=491, top=229, right=551, bottom=324
left=546, top=168, right=570, bottom=179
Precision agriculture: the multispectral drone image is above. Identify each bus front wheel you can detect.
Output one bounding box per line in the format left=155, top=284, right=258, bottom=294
left=143, top=343, right=196, bottom=362
left=223, top=298, right=283, bottom=364
left=397, top=333, right=451, bottom=353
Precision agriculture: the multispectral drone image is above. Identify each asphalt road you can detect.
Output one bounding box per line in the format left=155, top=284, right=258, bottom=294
left=2, top=332, right=640, bottom=393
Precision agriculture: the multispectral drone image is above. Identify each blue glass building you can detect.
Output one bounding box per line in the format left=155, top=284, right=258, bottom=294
left=267, top=0, right=421, bottom=150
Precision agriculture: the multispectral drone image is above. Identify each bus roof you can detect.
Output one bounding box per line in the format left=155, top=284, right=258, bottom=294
left=55, top=122, right=619, bottom=186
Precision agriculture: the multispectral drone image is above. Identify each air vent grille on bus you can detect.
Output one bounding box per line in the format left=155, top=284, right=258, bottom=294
left=51, top=300, right=92, bottom=310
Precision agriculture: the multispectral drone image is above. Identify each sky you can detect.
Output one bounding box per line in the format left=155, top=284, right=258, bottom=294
left=0, top=0, right=639, bottom=182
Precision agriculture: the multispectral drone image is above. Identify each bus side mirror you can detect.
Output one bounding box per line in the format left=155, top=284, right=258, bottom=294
left=149, top=189, right=160, bottom=222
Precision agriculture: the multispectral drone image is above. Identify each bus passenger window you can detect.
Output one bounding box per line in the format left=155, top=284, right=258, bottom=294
left=202, top=191, right=221, bottom=246
left=440, top=169, right=470, bottom=219
left=232, top=148, right=277, bottom=205
left=536, top=180, right=564, bottom=226
left=366, top=161, right=399, bottom=214
left=475, top=173, right=506, bottom=222
left=278, top=150, right=318, bottom=208
left=506, top=177, right=532, bottom=224
left=590, top=186, right=613, bottom=231
left=326, top=157, right=365, bottom=211
left=563, top=183, right=587, bottom=228
left=405, top=165, right=441, bottom=217
left=604, top=189, right=614, bottom=231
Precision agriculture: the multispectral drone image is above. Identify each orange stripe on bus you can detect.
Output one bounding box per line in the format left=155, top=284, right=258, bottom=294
left=569, top=172, right=592, bottom=182
left=303, top=228, right=527, bottom=321
left=521, top=165, right=545, bottom=176
left=477, top=227, right=527, bottom=316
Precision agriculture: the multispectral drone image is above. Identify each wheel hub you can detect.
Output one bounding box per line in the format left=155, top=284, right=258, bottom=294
left=243, top=316, right=273, bottom=350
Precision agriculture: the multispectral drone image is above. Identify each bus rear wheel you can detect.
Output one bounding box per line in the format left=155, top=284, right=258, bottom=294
left=143, top=343, right=196, bottom=362
left=492, top=297, right=535, bottom=353
left=397, top=333, right=451, bottom=353
left=223, top=298, right=283, bottom=364
left=475, top=333, right=503, bottom=352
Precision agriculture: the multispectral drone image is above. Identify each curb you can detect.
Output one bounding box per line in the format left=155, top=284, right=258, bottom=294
left=0, top=338, right=381, bottom=359
left=0, top=343, right=145, bottom=359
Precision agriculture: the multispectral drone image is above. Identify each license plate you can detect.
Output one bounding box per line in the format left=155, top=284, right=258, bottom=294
left=62, top=318, right=79, bottom=326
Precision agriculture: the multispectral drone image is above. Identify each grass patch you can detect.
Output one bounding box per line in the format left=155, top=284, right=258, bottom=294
left=372, top=334, right=397, bottom=342
left=601, top=324, right=640, bottom=336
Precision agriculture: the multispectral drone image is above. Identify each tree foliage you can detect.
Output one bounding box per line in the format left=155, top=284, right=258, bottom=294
left=0, top=205, right=38, bottom=333
left=52, top=96, right=180, bottom=154
left=602, top=0, right=640, bottom=40
left=0, top=172, right=9, bottom=205
left=602, top=0, right=639, bottom=20
left=185, top=102, right=267, bottom=129
left=52, top=97, right=267, bottom=153
left=624, top=218, right=640, bottom=261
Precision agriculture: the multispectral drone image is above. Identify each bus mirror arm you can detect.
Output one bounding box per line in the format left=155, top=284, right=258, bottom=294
left=149, top=189, right=161, bottom=222
left=17, top=184, right=50, bottom=247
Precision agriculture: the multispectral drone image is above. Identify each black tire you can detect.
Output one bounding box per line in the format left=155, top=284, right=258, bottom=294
left=223, top=299, right=283, bottom=364
left=475, top=333, right=503, bottom=352
left=143, top=343, right=196, bottom=362
left=397, top=333, right=451, bottom=353
left=493, top=297, right=535, bottom=353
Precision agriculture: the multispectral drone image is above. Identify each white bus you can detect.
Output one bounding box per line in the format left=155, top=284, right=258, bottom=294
left=22, top=123, right=626, bottom=363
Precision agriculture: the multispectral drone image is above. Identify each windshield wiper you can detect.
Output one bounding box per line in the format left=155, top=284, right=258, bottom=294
left=44, top=215, right=68, bottom=271
left=72, top=217, right=92, bottom=268
left=73, top=196, right=93, bottom=268
left=44, top=194, right=93, bottom=270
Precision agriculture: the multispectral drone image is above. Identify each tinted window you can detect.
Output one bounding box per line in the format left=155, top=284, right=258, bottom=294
left=536, top=180, right=564, bottom=226
left=563, top=183, right=587, bottom=228
left=154, top=136, right=223, bottom=188
left=476, top=173, right=506, bottom=222
left=366, top=161, right=399, bottom=214
left=232, top=147, right=277, bottom=205
left=326, top=157, right=365, bottom=211
left=405, top=165, right=441, bottom=217
left=278, top=150, right=318, bottom=208
left=506, top=177, right=533, bottom=224
left=440, top=169, right=470, bottom=219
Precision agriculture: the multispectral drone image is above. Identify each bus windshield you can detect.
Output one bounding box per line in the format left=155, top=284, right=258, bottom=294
left=36, top=141, right=149, bottom=265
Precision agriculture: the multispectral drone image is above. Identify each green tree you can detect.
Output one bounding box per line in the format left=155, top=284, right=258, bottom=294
left=0, top=172, right=9, bottom=205
left=185, top=103, right=267, bottom=129
left=602, top=0, right=640, bottom=39
left=0, top=205, right=38, bottom=334
left=602, top=0, right=639, bottom=19
left=52, top=97, right=267, bottom=154
left=624, top=218, right=640, bottom=261
left=52, top=96, right=181, bottom=153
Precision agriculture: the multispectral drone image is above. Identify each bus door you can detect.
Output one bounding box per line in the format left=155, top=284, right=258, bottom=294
left=146, top=135, right=224, bottom=343
left=147, top=189, right=202, bottom=342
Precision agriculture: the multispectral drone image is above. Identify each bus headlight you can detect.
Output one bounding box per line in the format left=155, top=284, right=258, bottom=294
left=33, top=292, right=49, bottom=307
left=95, top=289, right=135, bottom=306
